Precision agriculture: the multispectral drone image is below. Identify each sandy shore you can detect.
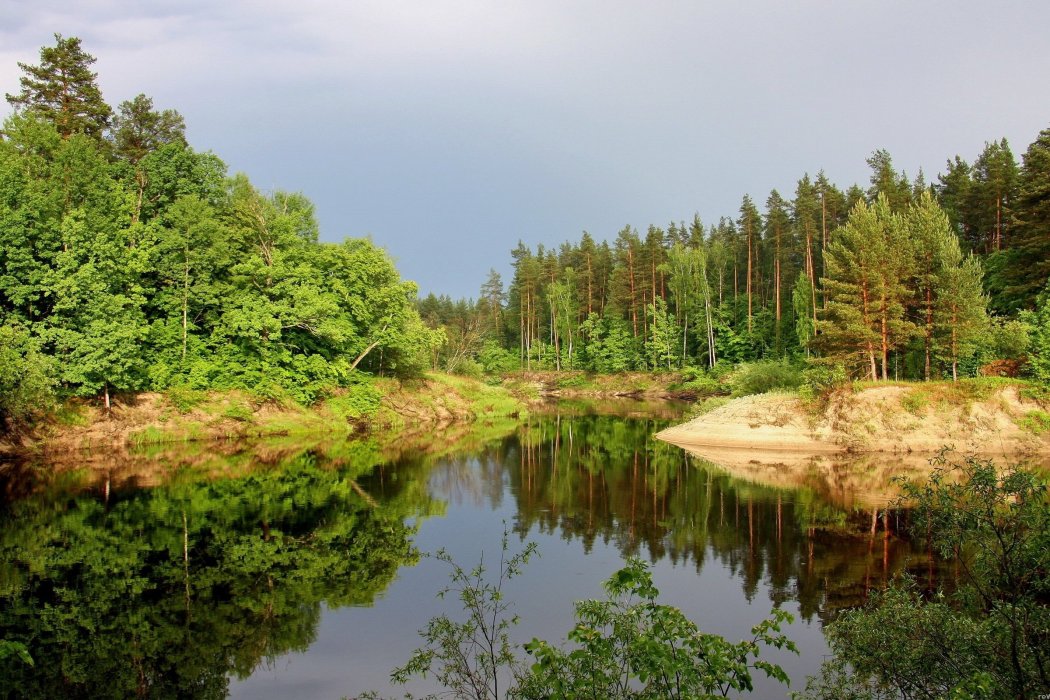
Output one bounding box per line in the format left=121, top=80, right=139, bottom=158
left=656, top=385, right=1050, bottom=456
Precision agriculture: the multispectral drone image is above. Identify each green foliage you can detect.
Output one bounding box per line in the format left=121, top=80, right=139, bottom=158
left=1027, top=283, right=1050, bottom=383
left=0, top=457, right=422, bottom=698
left=685, top=395, right=731, bottom=419
left=5, top=33, right=112, bottom=139
left=390, top=531, right=538, bottom=700
left=672, top=366, right=724, bottom=397
left=792, top=270, right=816, bottom=354
left=0, top=325, right=56, bottom=431
left=900, top=390, right=929, bottom=415
left=644, top=297, right=678, bottom=370
left=728, top=359, right=804, bottom=397
left=325, top=381, right=384, bottom=422
left=0, top=37, right=440, bottom=416
left=579, top=313, right=638, bottom=373
left=520, top=558, right=797, bottom=699
left=221, top=400, right=254, bottom=422
left=477, top=340, right=519, bottom=374
left=0, top=640, right=32, bottom=667
left=799, top=456, right=1050, bottom=699
left=1019, top=409, right=1050, bottom=435
left=988, top=317, right=1031, bottom=361
left=798, top=362, right=848, bottom=402
left=386, top=545, right=796, bottom=700
left=164, top=386, right=207, bottom=414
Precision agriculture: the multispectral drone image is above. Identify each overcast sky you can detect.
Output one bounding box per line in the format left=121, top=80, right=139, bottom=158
left=2, top=1, right=1048, bottom=298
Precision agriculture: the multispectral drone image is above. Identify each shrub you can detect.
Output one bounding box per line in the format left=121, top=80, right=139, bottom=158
left=452, top=358, right=484, bottom=380
left=477, top=341, right=519, bottom=374
left=325, top=378, right=383, bottom=421
left=673, top=366, right=724, bottom=397
left=221, top=401, right=254, bottom=422
left=728, top=359, right=804, bottom=397
left=798, top=456, right=1050, bottom=699
left=520, top=559, right=797, bottom=699
left=165, top=387, right=207, bottom=414
left=1020, top=409, right=1050, bottom=435
left=685, top=395, right=731, bottom=419
left=381, top=537, right=796, bottom=700
left=0, top=325, right=56, bottom=431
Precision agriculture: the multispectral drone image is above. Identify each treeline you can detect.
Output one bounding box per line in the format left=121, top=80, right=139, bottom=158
left=422, top=131, right=1050, bottom=381
left=0, top=35, right=440, bottom=428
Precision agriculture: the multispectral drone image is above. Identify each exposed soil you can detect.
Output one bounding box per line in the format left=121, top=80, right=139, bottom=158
left=0, top=375, right=524, bottom=465
left=657, top=384, right=1050, bottom=456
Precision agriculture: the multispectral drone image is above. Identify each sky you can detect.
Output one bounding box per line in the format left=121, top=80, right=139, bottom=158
left=2, top=1, right=1049, bottom=299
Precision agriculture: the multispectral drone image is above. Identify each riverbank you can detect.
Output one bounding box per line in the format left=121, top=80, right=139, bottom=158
left=657, top=380, right=1050, bottom=455
left=504, top=370, right=693, bottom=400
left=0, top=372, right=529, bottom=461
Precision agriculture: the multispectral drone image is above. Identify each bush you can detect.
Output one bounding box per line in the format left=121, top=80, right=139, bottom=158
left=0, top=325, right=56, bottom=431
left=798, top=362, right=848, bottom=402
left=685, top=395, right=731, bottom=419
left=798, top=456, right=1050, bottom=699
left=452, top=358, right=484, bottom=380
left=728, top=359, right=804, bottom=397
left=325, top=377, right=383, bottom=421
left=165, top=387, right=207, bottom=414
left=672, top=366, right=725, bottom=397
left=520, top=559, right=797, bottom=699
left=477, top=341, right=519, bottom=374
left=381, top=537, right=796, bottom=700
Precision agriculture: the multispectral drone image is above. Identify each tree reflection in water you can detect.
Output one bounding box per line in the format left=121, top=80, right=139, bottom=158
left=0, top=405, right=959, bottom=699
left=423, top=411, right=952, bottom=626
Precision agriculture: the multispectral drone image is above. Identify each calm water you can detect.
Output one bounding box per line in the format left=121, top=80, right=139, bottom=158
left=0, top=402, right=943, bottom=699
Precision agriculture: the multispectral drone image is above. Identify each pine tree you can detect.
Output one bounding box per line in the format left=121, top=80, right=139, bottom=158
left=1002, top=128, right=1050, bottom=309
left=970, top=139, right=1018, bottom=252
left=934, top=236, right=988, bottom=380
left=737, top=195, right=762, bottom=333
left=792, top=271, right=815, bottom=356
left=792, top=176, right=820, bottom=326
left=936, top=156, right=975, bottom=247
left=908, top=192, right=952, bottom=379
left=819, top=197, right=914, bottom=379
left=111, top=94, right=186, bottom=164
left=866, top=149, right=912, bottom=212
left=764, top=189, right=791, bottom=353
left=478, top=269, right=505, bottom=341
left=6, top=34, right=112, bottom=140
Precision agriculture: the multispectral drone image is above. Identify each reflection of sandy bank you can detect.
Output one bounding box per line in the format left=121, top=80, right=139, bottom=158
left=675, top=445, right=942, bottom=508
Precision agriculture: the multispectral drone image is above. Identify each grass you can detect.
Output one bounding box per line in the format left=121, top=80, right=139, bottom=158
left=849, top=377, right=1027, bottom=414
left=427, top=373, right=526, bottom=418
left=130, top=425, right=170, bottom=446
left=165, top=387, right=208, bottom=414
left=221, top=401, right=255, bottom=423
left=684, top=396, right=731, bottom=420
left=52, top=402, right=89, bottom=426
left=1020, top=410, right=1050, bottom=435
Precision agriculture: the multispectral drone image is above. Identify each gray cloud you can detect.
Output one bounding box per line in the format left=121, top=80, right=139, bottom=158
left=3, top=1, right=1049, bottom=296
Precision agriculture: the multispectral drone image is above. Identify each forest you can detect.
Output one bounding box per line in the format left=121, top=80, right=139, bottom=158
left=0, top=35, right=442, bottom=431
left=421, top=134, right=1050, bottom=386
left=3, top=33, right=1050, bottom=434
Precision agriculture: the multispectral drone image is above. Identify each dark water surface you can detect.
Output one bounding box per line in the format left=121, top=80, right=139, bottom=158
left=0, top=402, right=944, bottom=699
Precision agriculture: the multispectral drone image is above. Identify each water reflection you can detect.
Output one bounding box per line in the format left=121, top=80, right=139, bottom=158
left=0, top=404, right=956, bottom=698
left=422, top=412, right=949, bottom=625
left=0, top=455, right=429, bottom=699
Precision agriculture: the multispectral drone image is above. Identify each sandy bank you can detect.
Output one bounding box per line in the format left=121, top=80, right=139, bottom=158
left=657, top=385, right=1050, bottom=456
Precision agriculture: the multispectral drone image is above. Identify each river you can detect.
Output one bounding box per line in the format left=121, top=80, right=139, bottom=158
left=0, top=400, right=946, bottom=699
